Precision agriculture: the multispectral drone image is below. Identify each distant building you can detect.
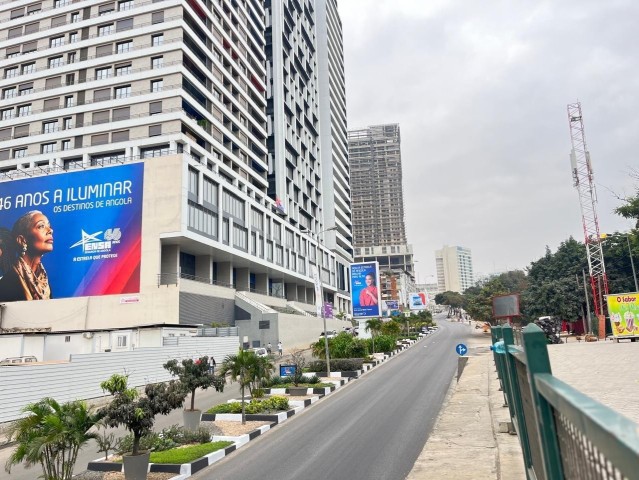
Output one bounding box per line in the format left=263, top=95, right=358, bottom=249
left=435, top=245, right=474, bottom=293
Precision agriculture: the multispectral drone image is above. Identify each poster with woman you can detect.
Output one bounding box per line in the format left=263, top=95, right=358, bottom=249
left=0, top=163, right=143, bottom=303
left=350, top=261, right=381, bottom=318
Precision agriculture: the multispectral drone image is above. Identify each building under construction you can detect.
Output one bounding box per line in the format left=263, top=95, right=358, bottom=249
left=348, top=124, right=415, bottom=307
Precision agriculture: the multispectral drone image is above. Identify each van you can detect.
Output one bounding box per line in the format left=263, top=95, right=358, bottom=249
left=252, top=347, right=269, bottom=358
left=0, top=355, right=38, bottom=365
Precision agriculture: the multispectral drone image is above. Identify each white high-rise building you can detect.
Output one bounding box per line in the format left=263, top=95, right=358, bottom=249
left=0, top=0, right=351, bottom=348
left=435, top=245, right=474, bottom=293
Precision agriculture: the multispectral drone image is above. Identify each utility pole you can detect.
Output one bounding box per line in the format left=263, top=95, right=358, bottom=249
left=628, top=235, right=638, bottom=291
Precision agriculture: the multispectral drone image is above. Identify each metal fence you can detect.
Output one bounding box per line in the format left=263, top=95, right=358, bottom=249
left=492, top=324, right=639, bottom=480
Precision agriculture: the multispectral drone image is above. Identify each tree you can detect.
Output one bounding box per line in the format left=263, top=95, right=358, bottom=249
left=365, top=318, right=383, bottom=353
left=615, top=170, right=639, bottom=229
left=5, top=398, right=98, bottom=480
left=246, top=355, right=274, bottom=397
left=434, top=291, right=464, bottom=308
left=98, top=374, right=185, bottom=456
left=219, top=350, right=258, bottom=425
left=381, top=319, right=402, bottom=337
left=463, top=270, right=528, bottom=324
left=163, top=356, right=225, bottom=412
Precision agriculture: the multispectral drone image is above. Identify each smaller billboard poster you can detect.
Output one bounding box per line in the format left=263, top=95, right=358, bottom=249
left=350, top=261, right=381, bottom=318
left=386, top=300, right=399, bottom=310
left=280, top=365, right=296, bottom=377
left=606, top=292, right=639, bottom=337
left=323, top=302, right=333, bottom=319
left=409, top=293, right=428, bottom=311
left=492, top=294, right=521, bottom=319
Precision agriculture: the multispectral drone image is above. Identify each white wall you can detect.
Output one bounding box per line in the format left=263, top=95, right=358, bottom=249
left=0, top=335, right=24, bottom=359
left=0, top=336, right=239, bottom=423
left=43, top=334, right=88, bottom=361
left=277, top=314, right=346, bottom=352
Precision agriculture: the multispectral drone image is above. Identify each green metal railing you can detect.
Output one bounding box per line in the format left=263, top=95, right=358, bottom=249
left=493, top=324, right=639, bottom=480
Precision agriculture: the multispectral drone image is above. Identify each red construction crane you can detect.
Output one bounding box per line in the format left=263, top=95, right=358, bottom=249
left=567, top=102, right=609, bottom=316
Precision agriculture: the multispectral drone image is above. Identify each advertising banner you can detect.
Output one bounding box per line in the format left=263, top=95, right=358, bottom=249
left=409, top=293, right=428, bottom=311
left=0, top=163, right=144, bottom=303
left=386, top=300, right=399, bottom=310
left=350, top=261, right=381, bottom=318
left=606, top=292, right=639, bottom=337
left=311, top=264, right=323, bottom=317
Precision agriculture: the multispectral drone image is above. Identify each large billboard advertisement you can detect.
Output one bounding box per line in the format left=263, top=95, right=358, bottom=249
left=350, top=261, right=381, bottom=318
left=606, top=292, right=638, bottom=337
left=0, top=163, right=144, bottom=302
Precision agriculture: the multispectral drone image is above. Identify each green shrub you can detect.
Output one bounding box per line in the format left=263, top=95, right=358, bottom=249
left=305, top=374, right=321, bottom=384
left=206, top=396, right=289, bottom=415
left=307, top=358, right=364, bottom=372
left=149, top=441, right=232, bottom=464
left=371, top=335, right=396, bottom=353
left=264, top=395, right=289, bottom=411
left=116, top=424, right=212, bottom=454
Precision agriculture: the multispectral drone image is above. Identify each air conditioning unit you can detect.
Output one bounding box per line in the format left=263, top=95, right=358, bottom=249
left=82, top=332, right=94, bottom=339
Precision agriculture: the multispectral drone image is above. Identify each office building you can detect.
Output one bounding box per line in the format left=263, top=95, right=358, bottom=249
left=435, top=245, right=474, bottom=293
left=0, top=0, right=348, bottom=349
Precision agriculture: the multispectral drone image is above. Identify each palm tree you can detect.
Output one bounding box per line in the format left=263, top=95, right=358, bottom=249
left=5, top=397, right=98, bottom=480
left=365, top=318, right=384, bottom=354
left=219, top=349, right=258, bottom=424
left=247, top=355, right=274, bottom=397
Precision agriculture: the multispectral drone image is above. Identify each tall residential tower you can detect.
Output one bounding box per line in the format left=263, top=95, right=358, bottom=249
left=435, top=245, right=474, bottom=293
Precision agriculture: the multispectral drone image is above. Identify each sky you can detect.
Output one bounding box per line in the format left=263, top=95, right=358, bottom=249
left=338, top=0, right=639, bottom=282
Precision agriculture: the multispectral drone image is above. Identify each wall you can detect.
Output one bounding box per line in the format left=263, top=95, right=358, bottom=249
left=277, top=313, right=345, bottom=351
left=0, top=336, right=239, bottom=423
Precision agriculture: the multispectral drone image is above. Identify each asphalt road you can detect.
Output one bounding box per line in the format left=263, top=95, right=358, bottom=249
left=193, top=316, right=470, bottom=480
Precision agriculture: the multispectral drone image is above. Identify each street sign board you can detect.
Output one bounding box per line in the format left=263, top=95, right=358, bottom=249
left=455, top=343, right=468, bottom=356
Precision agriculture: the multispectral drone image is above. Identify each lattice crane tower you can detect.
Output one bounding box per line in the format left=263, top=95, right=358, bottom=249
left=567, top=102, right=609, bottom=316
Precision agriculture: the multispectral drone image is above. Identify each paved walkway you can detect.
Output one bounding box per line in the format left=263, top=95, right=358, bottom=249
left=407, top=324, right=639, bottom=479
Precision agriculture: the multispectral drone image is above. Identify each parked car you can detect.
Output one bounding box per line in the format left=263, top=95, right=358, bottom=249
left=319, top=330, right=337, bottom=341
left=0, top=355, right=38, bottom=365
left=252, top=347, right=269, bottom=358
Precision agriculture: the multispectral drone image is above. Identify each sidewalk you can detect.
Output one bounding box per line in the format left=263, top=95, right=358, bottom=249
left=407, top=326, right=525, bottom=480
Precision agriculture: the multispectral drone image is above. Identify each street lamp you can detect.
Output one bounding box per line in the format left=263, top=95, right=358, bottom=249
left=300, top=225, right=338, bottom=241
left=629, top=234, right=639, bottom=292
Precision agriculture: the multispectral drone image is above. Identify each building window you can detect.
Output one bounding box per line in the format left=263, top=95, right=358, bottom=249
left=233, top=225, right=248, bottom=250
left=118, top=0, right=134, bottom=11
left=19, top=83, right=33, bottom=96
left=95, top=67, right=111, bottom=79
left=151, top=56, right=163, bottom=69
left=222, top=191, right=245, bottom=222
left=151, top=79, right=163, bottom=92
left=188, top=167, right=198, bottom=196
left=64, top=335, right=71, bottom=342
left=149, top=101, right=162, bottom=115
left=203, top=177, right=218, bottom=206
left=21, top=63, right=35, bottom=75
left=116, top=40, right=132, bottom=53
left=98, top=24, right=113, bottom=36
left=43, top=121, right=58, bottom=133
left=13, top=148, right=27, bottom=159
left=17, top=104, right=32, bottom=117
left=117, top=335, right=127, bottom=347
left=63, top=117, right=73, bottom=130
left=64, top=95, right=74, bottom=107
left=48, top=56, right=63, bottom=68
left=1, top=109, right=15, bottom=120
left=41, top=142, right=56, bottom=153
left=67, top=52, right=77, bottom=64
left=5, top=67, right=19, bottom=79
left=99, top=3, right=115, bottom=15
left=115, top=63, right=131, bottom=76
left=62, top=139, right=71, bottom=151
left=149, top=124, right=161, bottom=136
left=141, top=145, right=169, bottom=158
left=69, top=31, right=78, bottom=43
left=152, top=34, right=163, bottom=46
left=54, top=0, right=70, bottom=8
left=3, top=87, right=17, bottom=99
left=114, top=85, right=131, bottom=99
left=71, top=12, right=80, bottom=23
left=50, top=36, right=65, bottom=48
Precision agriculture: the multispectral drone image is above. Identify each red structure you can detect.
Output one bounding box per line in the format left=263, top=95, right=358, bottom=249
left=567, top=102, right=609, bottom=316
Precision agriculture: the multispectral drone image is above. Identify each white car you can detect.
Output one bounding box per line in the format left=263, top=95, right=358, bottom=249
left=319, top=330, right=337, bottom=341
left=252, top=347, right=269, bottom=357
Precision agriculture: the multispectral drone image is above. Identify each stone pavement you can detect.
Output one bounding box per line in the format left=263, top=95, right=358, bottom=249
left=407, top=325, right=639, bottom=479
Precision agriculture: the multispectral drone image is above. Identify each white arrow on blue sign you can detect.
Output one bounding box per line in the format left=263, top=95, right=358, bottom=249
left=455, top=343, right=468, bottom=356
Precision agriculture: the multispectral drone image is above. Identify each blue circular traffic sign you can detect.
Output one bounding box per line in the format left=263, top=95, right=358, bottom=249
left=455, top=343, right=468, bottom=356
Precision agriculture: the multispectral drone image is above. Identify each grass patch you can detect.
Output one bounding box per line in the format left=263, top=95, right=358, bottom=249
left=149, top=441, right=233, bottom=464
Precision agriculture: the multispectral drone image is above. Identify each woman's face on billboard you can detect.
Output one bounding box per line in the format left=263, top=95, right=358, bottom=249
left=25, top=213, right=54, bottom=255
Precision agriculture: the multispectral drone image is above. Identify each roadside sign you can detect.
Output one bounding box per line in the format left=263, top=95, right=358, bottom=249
left=455, top=343, right=468, bottom=356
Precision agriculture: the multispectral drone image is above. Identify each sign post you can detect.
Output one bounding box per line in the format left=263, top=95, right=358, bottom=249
left=312, top=265, right=330, bottom=374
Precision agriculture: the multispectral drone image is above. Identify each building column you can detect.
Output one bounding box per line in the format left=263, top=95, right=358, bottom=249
left=255, top=273, right=269, bottom=294
left=217, top=262, right=233, bottom=287
left=297, top=285, right=307, bottom=303
left=195, top=255, right=212, bottom=282
left=235, top=268, right=250, bottom=292
left=285, top=283, right=298, bottom=301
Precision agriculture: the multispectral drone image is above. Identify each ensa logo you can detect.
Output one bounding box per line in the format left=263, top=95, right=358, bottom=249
left=70, top=228, right=121, bottom=254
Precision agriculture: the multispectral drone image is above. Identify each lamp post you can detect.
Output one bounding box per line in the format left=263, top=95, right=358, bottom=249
left=628, top=235, right=638, bottom=292
left=311, top=265, right=330, bottom=375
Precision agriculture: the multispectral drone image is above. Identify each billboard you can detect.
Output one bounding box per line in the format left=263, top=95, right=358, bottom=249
left=0, top=163, right=144, bottom=303
left=350, top=261, right=381, bottom=318
left=606, top=292, right=638, bottom=337
left=492, top=294, right=521, bottom=319
left=409, top=292, right=430, bottom=310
